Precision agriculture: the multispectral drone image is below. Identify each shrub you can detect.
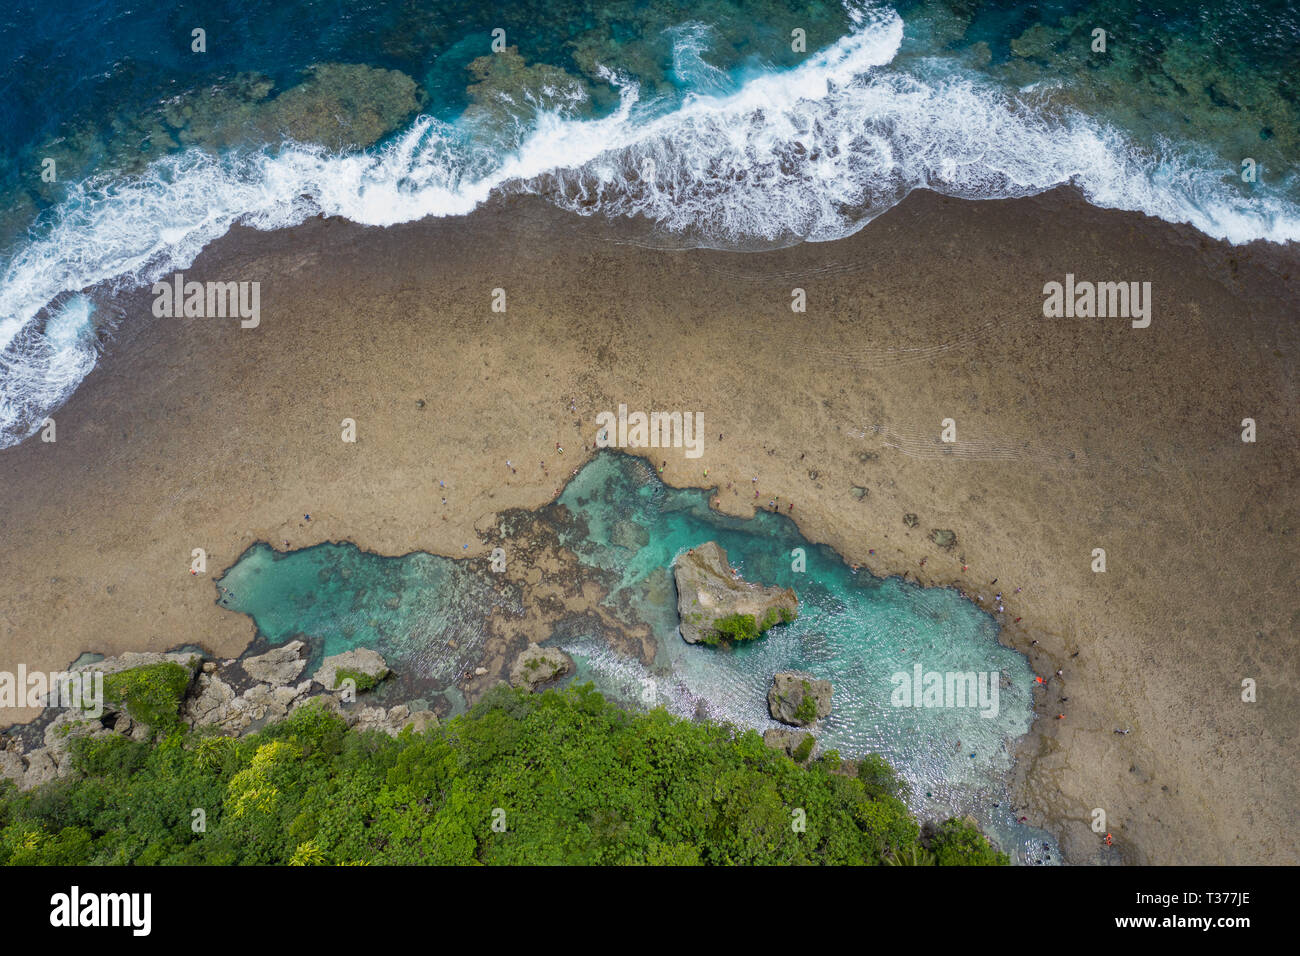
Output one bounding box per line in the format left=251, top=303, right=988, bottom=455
left=101, top=662, right=191, bottom=732
left=793, top=681, right=819, bottom=723
left=707, top=602, right=796, bottom=646
left=928, top=817, right=1009, bottom=866
left=334, top=667, right=384, bottom=693
left=709, top=613, right=759, bottom=644
left=791, top=734, right=815, bottom=763
left=857, top=753, right=908, bottom=800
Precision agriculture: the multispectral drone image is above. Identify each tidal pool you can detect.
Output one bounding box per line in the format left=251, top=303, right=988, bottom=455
left=219, top=451, right=1057, bottom=863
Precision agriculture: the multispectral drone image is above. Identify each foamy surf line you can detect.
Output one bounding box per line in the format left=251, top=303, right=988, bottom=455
left=2, top=5, right=1298, bottom=447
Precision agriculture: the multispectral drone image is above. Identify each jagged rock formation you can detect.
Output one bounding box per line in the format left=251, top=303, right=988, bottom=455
left=508, top=644, right=574, bottom=691
left=184, top=668, right=315, bottom=736
left=768, top=671, right=833, bottom=727
left=240, top=641, right=309, bottom=686
left=0, top=644, right=436, bottom=792
left=313, top=648, right=391, bottom=692
left=673, top=541, right=798, bottom=645
left=0, top=650, right=201, bottom=790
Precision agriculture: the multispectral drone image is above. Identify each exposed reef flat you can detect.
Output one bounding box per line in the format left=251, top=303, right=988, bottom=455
left=0, top=189, right=1295, bottom=865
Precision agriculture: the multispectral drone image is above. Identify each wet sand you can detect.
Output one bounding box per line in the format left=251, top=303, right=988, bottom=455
left=0, top=187, right=1296, bottom=865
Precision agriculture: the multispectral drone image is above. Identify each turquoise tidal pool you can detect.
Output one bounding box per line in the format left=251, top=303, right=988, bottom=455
left=218, top=451, right=1058, bottom=863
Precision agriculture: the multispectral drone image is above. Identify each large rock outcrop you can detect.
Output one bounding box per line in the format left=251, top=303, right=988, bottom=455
left=183, top=671, right=315, bottom=736
left=508, top=644, right=574, bottom=691
left=241, top=640, right=309, bottom=686
left=0, top=650, right=202, bottom=791
left=313, top=648, right=391, bottom=692
left=673, top=542, right=798, bottom=645
left=768, top=671, right=832, bottom=727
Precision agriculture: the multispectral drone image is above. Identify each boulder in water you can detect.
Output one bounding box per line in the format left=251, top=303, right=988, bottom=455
left=768, top=671, right=832, bottom=727
left=314, top=648, right=391, bottom=692
left=674, top=541, right=798, bottom=645
left=509, top=644, right=574, bottom=691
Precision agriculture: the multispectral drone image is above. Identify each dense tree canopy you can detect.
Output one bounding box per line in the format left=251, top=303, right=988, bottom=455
left=0, top=683, right=1007, bottom=865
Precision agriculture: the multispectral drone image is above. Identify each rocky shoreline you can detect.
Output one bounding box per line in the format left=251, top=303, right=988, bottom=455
left=0, top=644, right=439, bottom=792
left=1, top=536, right=839, bottom=800
left=1, top=625, right=845, bottom=803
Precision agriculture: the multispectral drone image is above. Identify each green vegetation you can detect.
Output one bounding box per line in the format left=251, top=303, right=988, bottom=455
left=0, top=684, right=1007, bottom=866
left=791, top=734, right=815, bottom=763
left=706, top=612, right=759, bottom=644
left=856, top=753, right=908, bottom=801
left=706, top=605, right=796, bottom=646
left=928, top=817, right=1010, bottom=866
left=793, top=681, right=819, bottom=723
left=522, top=656, right=553, bottom=676
left=334, top=668, right=384, bottom=693
left=885, top=844, right=935, bottom=866
left=100, top=662, right=192, bottom=734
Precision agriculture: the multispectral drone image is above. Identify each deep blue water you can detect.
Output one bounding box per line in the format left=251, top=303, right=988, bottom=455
left=2, top=0, right=1298, bottom=447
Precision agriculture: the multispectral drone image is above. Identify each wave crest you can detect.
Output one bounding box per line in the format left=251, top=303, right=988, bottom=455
left=2, top=7, right=1296, bottom=445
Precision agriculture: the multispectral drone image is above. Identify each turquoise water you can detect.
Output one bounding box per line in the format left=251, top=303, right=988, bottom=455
left=219, top=451, right=1055, bottom=863
left=217, top=541, right=516, bottom=713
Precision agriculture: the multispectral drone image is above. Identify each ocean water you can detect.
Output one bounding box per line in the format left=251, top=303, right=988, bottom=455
left=219, top=452, right=1056, bottom=863
left=1, top=0, right=1298, bottom=447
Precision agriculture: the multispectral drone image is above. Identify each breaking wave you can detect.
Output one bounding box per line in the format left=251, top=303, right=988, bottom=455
left=2, top=4, right=1296, bottom=445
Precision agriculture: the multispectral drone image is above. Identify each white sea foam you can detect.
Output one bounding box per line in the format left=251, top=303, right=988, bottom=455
left=0, top=294, right=98, bottom=441
left=2, top=4, right=1297, bottom=445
